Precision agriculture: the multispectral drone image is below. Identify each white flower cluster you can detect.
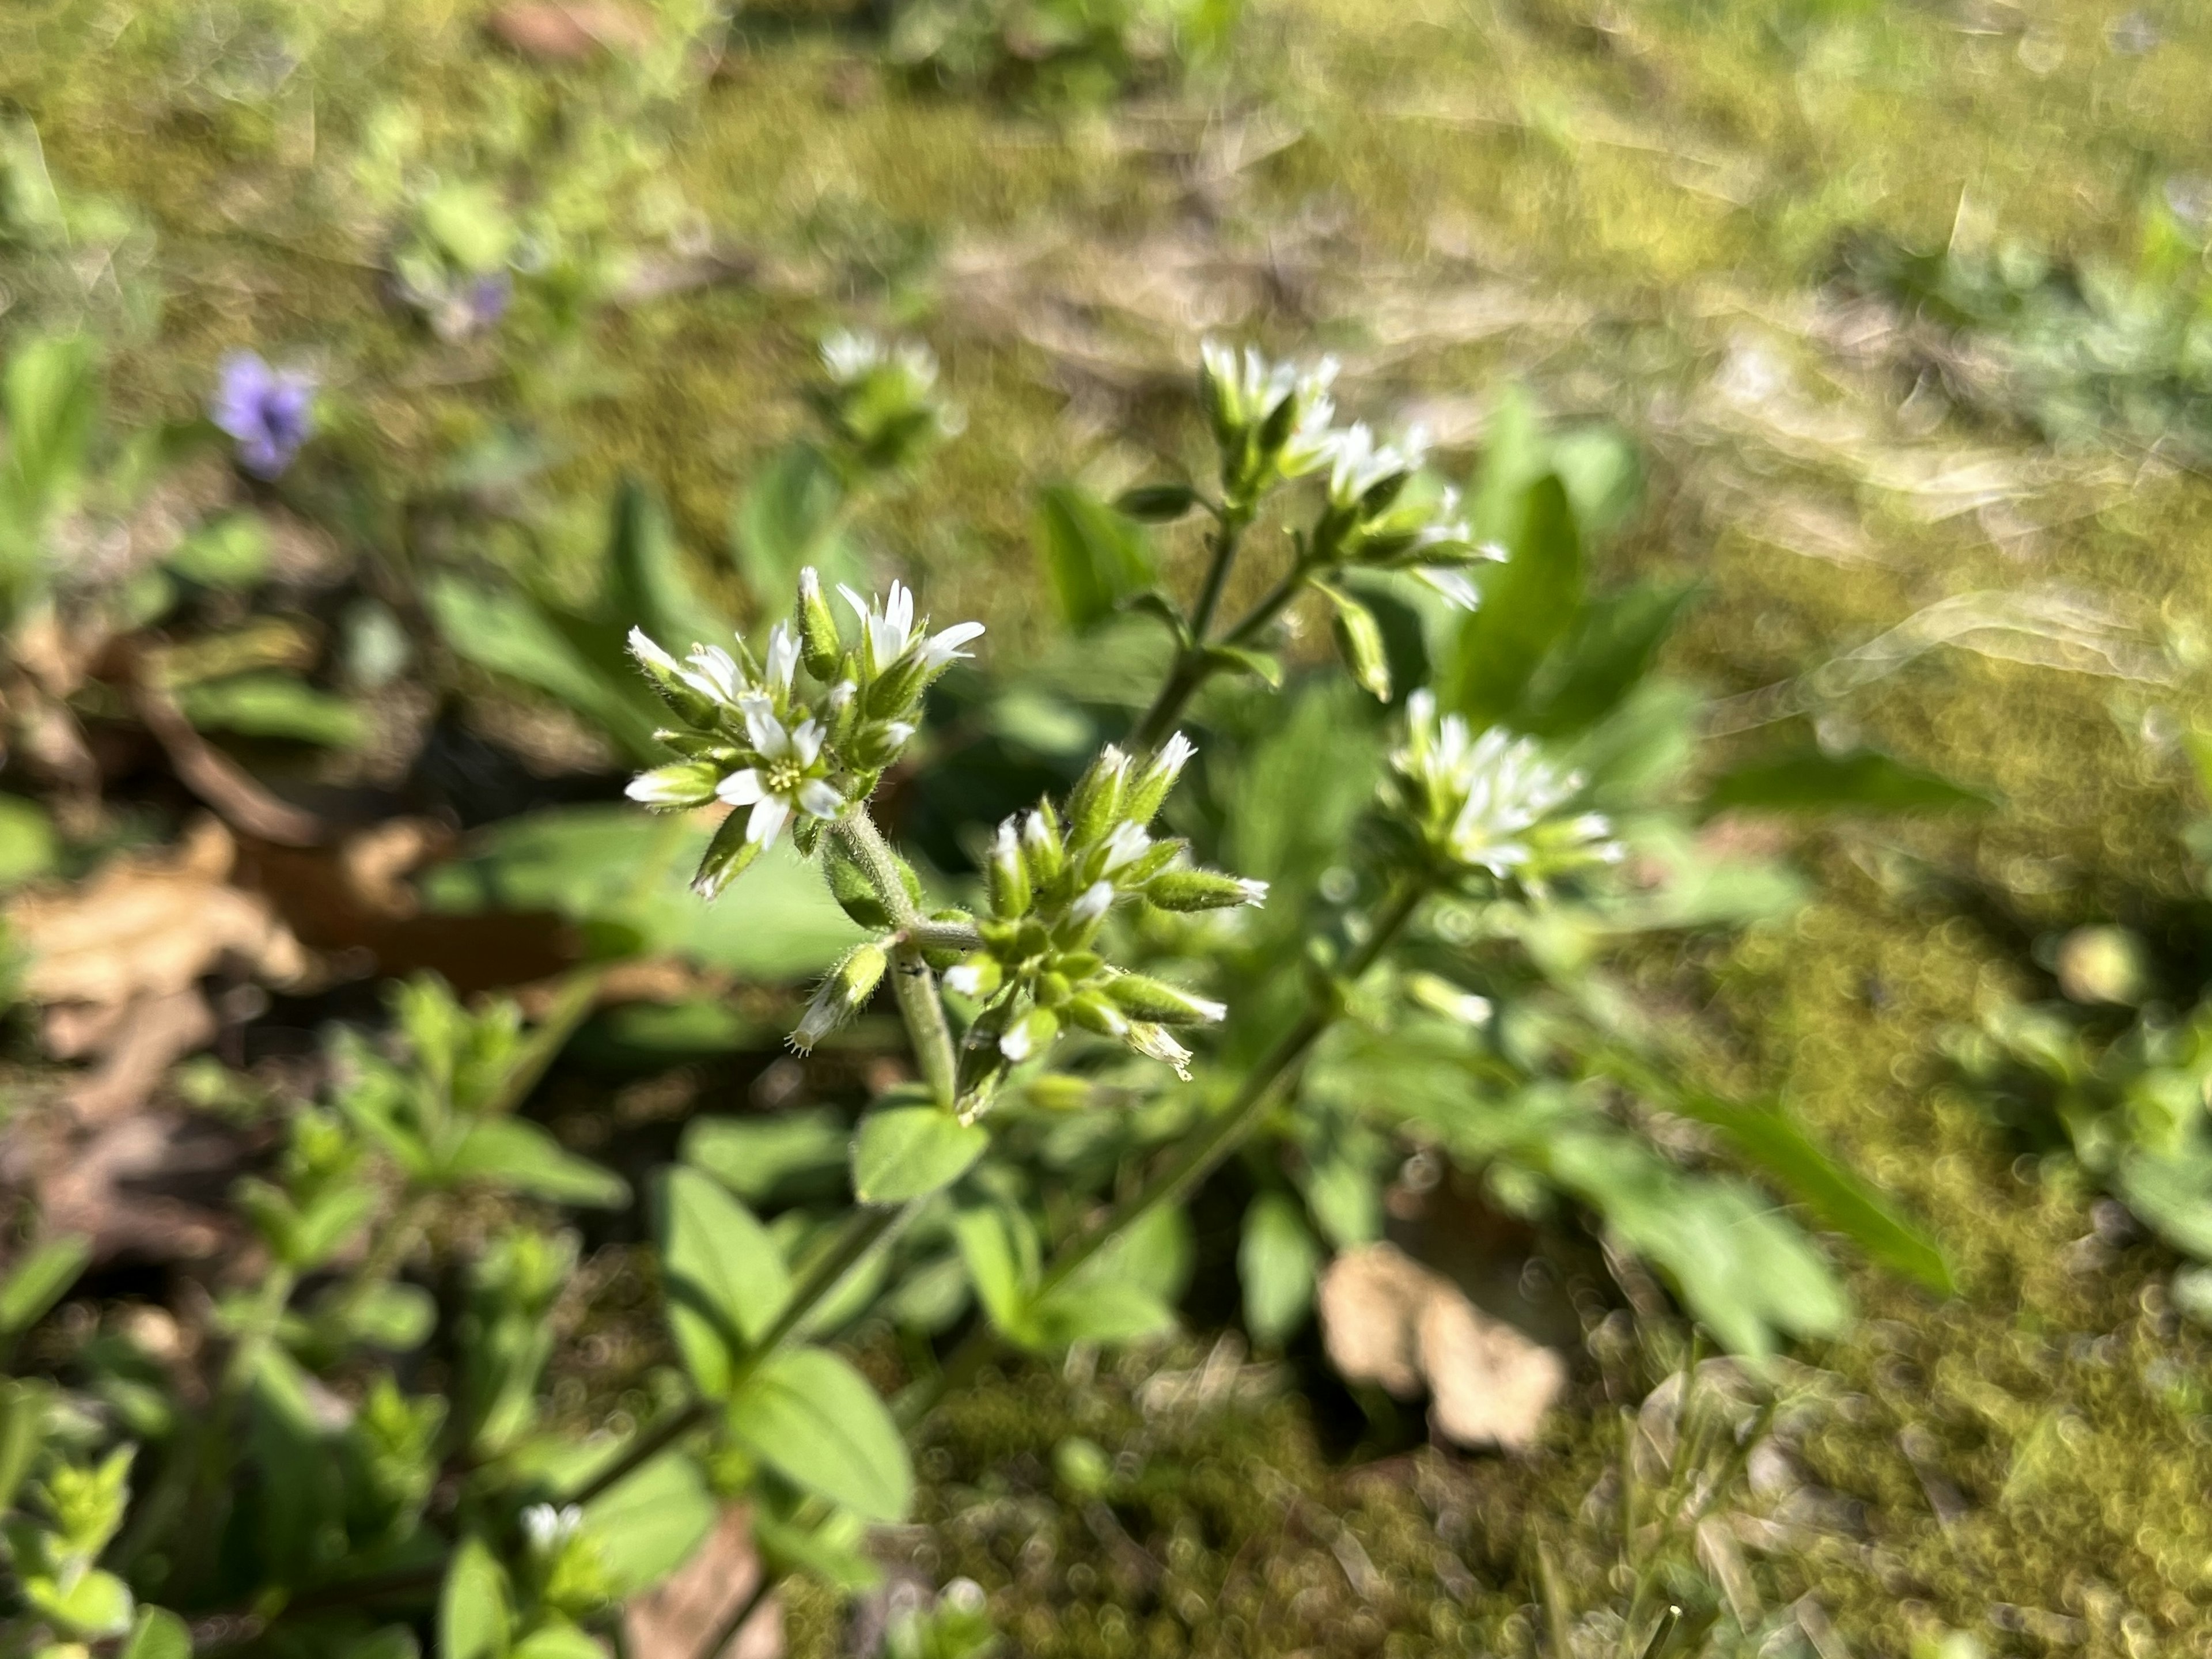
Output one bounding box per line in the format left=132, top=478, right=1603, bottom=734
left=1389, top=691, right=1623, bottom=889
left=945, top=733, right=1266, bottom=1097
left=627, top=571, right=983, bottom=897
left=815, top=329, right=963, bottom=472
left=1198, top=342, right=1501, bottom=607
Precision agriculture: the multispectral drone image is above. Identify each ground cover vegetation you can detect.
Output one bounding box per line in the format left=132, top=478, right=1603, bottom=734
left=4, top=0, right=2212, bottom=1655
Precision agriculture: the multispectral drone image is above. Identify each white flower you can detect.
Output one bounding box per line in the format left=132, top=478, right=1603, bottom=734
left=1393, top=690, right=1615, bottom=877
left=1099, top=821, right=1152, bottom=876
left=944, top=961, right=987, bottom=997
left=1068, top=881, right=1113, bottom=925
left=1326, top=423, right=1429, bottom=510
left=838, top=578, right=985, bottom=677
left=821, top=329, right=887, bottom=384
left=524, top=1503, right=585, bottom=1555
left=1416, top=567, right=1482, bottom=609
left=1200, top=341, right=1338, bottom=430
left=1236, top=877, right=1270, bottom=904
left=683, top=643, right=744, bottom=705
left=763, top=622, right=800, bottom=698
left=715, top=705, right=842, bottom=847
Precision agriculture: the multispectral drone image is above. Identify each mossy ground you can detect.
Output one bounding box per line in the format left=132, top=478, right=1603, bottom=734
left=10, top=0, right=2212, bottom=1650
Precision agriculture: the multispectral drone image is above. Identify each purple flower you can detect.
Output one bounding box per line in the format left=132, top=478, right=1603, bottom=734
left=467, top=272, right=512, bottom=331
left=210, top=351, right=316, bottom=479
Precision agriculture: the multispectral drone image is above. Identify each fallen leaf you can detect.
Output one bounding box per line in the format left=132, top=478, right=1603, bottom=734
left=1317, top=1243, right=1564, bottom=1452
left=6, top=817, right=309, bottom=1012
left=9, top=1107, right=243, bottom=1264
left=486, top=1, right=654, bottom=60
left=63, top=990, right=216, bottom=1124
left=623, top=1505, right=781, bottom=1659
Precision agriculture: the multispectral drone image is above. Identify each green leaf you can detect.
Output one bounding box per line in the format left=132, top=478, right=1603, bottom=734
left=1113, top=482, right=1199, bottom=522
left=418, top=180, right=515, bottom=274
left=339, top=1282, right=437, bottom=1351
left=425, top=578, right=665, bottom=765
left=820, top=832, right=919, bottom=931
left=1702, top=745, right=1992, bottom=816
left=1547, top=422, right=1643, bottom=539
left=40, top=1567, right=132, bottom=1638
left=0, top=1235, right=88, bottom=1334
left=851, top=1107, right=988, bottom=1203
left=2116, top=1147, right=2212, bottom=1260
left=175, top=672, right=366, bottom=747
left=337, top=1628, right=419, bottom=1659
left=421, top=808, right=862, bottom=982
left=655, top=1168, right=792, bottom=1395
left=1314, top=580, right=1391, bottom=701
left=681, top=1109, right=851, bottom=1203
left=1519, top=580, right=1699, bottom=739
left=1202, top=643, right=1283, bottom=687
left=732, top=441, right=849, bottom=601
left=0, top=794, right=55, bottom=892
left=1446, top=473, right=1583, bottom=726
left=751, top=1508, right=884, bottom=1594
left=5, top=334, right=98, bottom=514
left=510, top=1626, right=605, bottom=1659
left=167, top=514, right=270, bottom=589
left=581, top=1450, right=718, bottom=1596
left=1032, top=1279, right=1177, bottom=1348
left=952, top=1207, right=1037, bottom=1342
left=603, top=478, right=722, bottom=656
left=1671, top=1092, right=1954, bottom=1293
left=289, top=1181, right=378, bottom=1269
left=1035, top=483, right=1157, bottom=632
left=446, top=1119, right=628, bottom=1209
left=0, top=1380, right=49, bottom=1511
left=439, top=1536, right=512, bottom=1659
left=729, top=1346, right=914, bottom=1523
left=1238, top=1194, right=1320, bottom=1347
left=119, top=1606, right=192, bottom=1659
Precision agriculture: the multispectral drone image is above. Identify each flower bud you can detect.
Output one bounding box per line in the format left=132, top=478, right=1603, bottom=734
left=1123, top=732, right=1195, bottom=825
left=626, top=760, right=723, bottom=809
left=942, top=954, right=1002, bottom=1000
left=998, top=1005, right=1060, bottom=1065
left=849, top=718, right=918, bottom=770
left=1052, top=881, right=1115, bottom=949
left=630, top=627, right=721, bottom=725
left=1066, top=746, right=1132, bottom=847
left=691, top=812, right=764, bottom=899
left=1142, top=868, right=1269, bottom=912
left=796, top=567, right=842, bottom=681
left=986, top=817, right=1032, bottom=918
left=791, top=942, right=889, bottom=1051
left=1103, top=972, right=1227, bottom=1025
left=1066, top=991, right=1130, bottom=1039
left=1020, top=806, right=1065, bottom=890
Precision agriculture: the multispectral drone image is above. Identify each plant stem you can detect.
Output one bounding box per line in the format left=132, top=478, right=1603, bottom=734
left=1131, top=529, right=1317, bottom=755
left=832, top=809, right=961, bottom=1108
left=1131, top=507, right=1248, bottom=751
left=902, top=878, right=1426, bottom=1424
left=1187, top=505, right=1250, bottom=642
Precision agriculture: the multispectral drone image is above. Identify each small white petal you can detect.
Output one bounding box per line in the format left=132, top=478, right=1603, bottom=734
left=797, top=779, right=844, bottom=820
left=944, top=964, right=984, bottom=997
left=746, top=795, right=791, bottom=846
left=765, top=624, right=800, bottom=695
left=715, top=768, right=766, bottom=806
left=999, top=1022, right=1035, bottom=1063
left=788, top=717, right=825, bottom=767
left=1236, top=878, right=1270, bottom=906
left=1418, top=566, right=1483, bottom=610
left=628, top=627, right=681, bottom=675
left=1070, top=880, right=1113, bottom=924
left=742, top=698, right=789, bottom=756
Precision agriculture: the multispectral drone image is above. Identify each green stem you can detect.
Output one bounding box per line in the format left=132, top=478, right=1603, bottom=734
left=902, top=878, right=1426, bottom=1425
left=1187, top=505, right=1250, bottom=642
left=831, top=810, right=961, bottom=1108
left=1130, top=542, right=1312, bottom=755
left=1130, top=507, right=1248, bottom=751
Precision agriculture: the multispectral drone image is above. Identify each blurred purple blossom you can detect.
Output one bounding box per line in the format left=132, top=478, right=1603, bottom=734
left=210, top=351, right=316, bottom=478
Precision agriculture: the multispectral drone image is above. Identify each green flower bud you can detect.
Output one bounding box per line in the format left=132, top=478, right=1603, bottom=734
left=1066, top=991, right=1130, bottom=1039
left=1103, top=972, right=1227, bottom=1025
left=998, top=1005, right=1060, bottom=1065
left=1123, top=732, right=1196, bottom=825
left=797, top=566, right=842, bottom=681
left=1066, top=746, right=1132, bottom=847
left=792, top=942, right=889, bottom=1051
left=1143, top=868, right=1270, bottom=912
left=1051, top=881, right=1115, bottom=950
left=986, top=817, right=1031, bottom=918
left=691, top=813, right=764, bottom=899
left=626, top=760, right=722, bottom=810
left=942, top=954, right=1002, bottom=1000
left=628, top=627, right=721, bottom=726
left=1036, top=971, right=1071, bottom=1007
left=1020, top=805, right=1065, bottom=890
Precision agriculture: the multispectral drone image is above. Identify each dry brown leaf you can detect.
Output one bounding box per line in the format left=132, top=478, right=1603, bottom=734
left=486, top=1, right=654, bottom=60
left=6, top=817, right=308, bottom=1012
left=12, top=1107, right=243, bottom=1263
left=1318, top=1243, right=1564, bottom=1453
left=623, top=1506, right=781, bottom=1659
left=64, top=990, right=216, bottom=1124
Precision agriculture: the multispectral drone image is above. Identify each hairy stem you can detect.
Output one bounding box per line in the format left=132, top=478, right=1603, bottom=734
left=1130, top=507, right=1248, bottom=751
left=832, top=809, right=961, bottom=1108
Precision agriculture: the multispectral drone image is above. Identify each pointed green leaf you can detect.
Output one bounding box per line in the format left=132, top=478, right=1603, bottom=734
left=729, top=1346, right=914, bottom=1523
left=120, top=1606, right=192, bottom=1659
left=1238, top=1194, right=1321, bottom=1346
left=1702, top=745, right=1991, bottom=816
left=0, top=1235, right=89, bottom=1334
left=1035, top=483, right=1157, bottom=632
left=1314, top=580, right=1391, bottom=701
left=654, top=1168, right=792, bottom=1395
left=1447, top=472, right=1582, bottom=725
left=439, top=1536, right=512, bottom=1659
left=851, top=1107, right=988, bottom=1203
left=446, top=1119, right=628, bottom=1209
